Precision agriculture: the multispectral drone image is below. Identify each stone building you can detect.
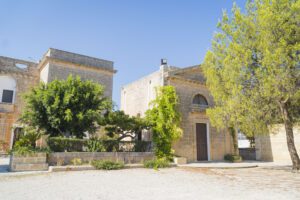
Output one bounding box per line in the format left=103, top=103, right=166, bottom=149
left=255, top=125, right=300, bottom=163
left=0, top=48, right=115, bottom=152
left=121, top=60, right=234, bottom=162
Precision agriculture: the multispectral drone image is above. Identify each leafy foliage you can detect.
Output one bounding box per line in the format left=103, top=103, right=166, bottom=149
left=203, top=0, right=300, bottom=169
left=21, top=75, right=111, bottom=138
left=224, top=154, right=242, bottom=163
left=47, top=137, right=87, bottom=152
left=145, top=86, right=182, bottom=159
left=101, top=110, right=149, bottom=141
left=70, top=158, right=83, bottom=166
left=48, top=137, right=152, bottom=152
left=143, top=158, right=170, bottom=169
left=11, top=126, right=47, bottom=155
left=91, top=160, right=124, bottom=170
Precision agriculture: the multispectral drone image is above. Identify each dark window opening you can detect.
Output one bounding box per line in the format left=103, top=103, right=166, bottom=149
left=192, top=94, right=208, bottom=106
left=2, top=90, right=14, bottom=103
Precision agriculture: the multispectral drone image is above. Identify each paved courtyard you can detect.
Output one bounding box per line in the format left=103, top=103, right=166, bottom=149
left=0, top=166, right=299, bottom=200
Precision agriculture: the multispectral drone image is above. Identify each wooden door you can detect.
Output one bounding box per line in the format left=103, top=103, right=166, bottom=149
left=196, top=123, right=208, bottom=161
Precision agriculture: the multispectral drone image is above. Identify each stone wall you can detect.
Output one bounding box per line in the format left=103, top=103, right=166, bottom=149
left=38, top=48, right=115, bottom=98
left=255, top=125, right=300, bottom=163
left=48, top=152, right=155, bottom=165
left=9, top=153, right=48, bottom=172
left=121, top=69, right=163, bottom=117
left=46, top=61, right=114, bottom=98
left=0, top=56, right=39, bottom=150
left=168, top=77, right=233, bottom=161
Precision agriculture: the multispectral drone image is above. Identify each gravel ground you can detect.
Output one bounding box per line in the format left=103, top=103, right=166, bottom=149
left=0, top=167, right=299, bottom=200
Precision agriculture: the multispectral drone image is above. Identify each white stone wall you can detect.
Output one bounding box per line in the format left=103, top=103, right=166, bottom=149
left=40, top=63, right=49, bottom=83
left=0, top=76, right=16, bottom=103
left=256, top=125, right=300, bottom=163
left=121, top=69, right=163, bottom=117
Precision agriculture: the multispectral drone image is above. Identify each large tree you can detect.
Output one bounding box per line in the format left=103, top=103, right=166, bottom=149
left=101, top=110, right=148, bottom=141
left=145, top=86, right=182, bottom=159
left=203, top=0, right=300, bottom=169
left=21, top=75, right=111, bottom=138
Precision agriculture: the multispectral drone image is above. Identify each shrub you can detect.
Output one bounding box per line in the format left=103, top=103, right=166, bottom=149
left=48, top=137, right=87, bottom=152
left=71, top=158, right=82, bottom=165
left=86, top=138, right=105, bottom=152
left=143, top=158, right=170, bottom=169
left=91, top=160, right=124, bottom=170
left=11, top=146, right=50, bottom=156
left=224, top=154, right=242, bottom=162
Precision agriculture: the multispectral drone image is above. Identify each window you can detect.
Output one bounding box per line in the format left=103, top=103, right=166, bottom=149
left=2, top=90, right=14, bottom=103
left=192, top=94, right=208, bottom=106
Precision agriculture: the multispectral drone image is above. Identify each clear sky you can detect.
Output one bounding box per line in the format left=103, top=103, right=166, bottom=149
left=0, top=0, right=247, bottom=108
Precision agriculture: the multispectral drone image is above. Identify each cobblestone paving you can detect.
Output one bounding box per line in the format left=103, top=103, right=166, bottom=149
left=0, top=167, right=299, bottom=200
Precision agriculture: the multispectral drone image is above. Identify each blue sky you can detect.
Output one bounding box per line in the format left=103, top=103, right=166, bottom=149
left=0, top=0, right=247, bottom=108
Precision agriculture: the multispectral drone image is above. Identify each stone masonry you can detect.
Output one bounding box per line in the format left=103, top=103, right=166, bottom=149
left=0, top=49, right=116, bottom=152
left=121, top=61, right=234, bottom=162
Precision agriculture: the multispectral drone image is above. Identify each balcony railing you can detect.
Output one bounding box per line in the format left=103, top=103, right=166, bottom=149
left=0, top=103, right=15, bottom=113
left=190, top=104, right=209, bottom=113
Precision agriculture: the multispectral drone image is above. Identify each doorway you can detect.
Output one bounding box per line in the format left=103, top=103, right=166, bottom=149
left=196, top=123, right=208, bottom=161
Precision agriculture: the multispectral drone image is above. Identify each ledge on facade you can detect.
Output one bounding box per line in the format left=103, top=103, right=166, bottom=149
left=190, top=105, right=208, bottom=113
left=0, top=103, right=15, bottom=113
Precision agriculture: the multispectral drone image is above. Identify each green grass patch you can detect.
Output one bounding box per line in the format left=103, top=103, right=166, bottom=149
left=91, top=160, right=124, bottom=170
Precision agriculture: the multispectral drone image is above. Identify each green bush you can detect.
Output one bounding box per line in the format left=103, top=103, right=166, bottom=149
left=143, top=158, right=170, bottom=169
left=91, top=160, right=124, bottom=170
left=224, top=154, right=242, bottom=162
left=47, top=137, right=87, bottom=152
left=11, top=146, right=50, bottom=156
left=48, top=137, right=152, bottom=152
left=86, top=138, right=106, bottom=152
left=71, top=158, right=83, bottom=165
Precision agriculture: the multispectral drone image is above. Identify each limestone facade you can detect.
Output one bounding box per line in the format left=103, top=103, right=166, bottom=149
left=121, top=63, right=234, bottom=162
left=255, top=125, right=300, bottom=163
left=0, top=49, right=115, bottom=152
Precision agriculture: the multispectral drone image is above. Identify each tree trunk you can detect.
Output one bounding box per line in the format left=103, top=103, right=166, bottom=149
left=280, top=102, right=300, bottom=170
left=229, top=127, right=239, bottom=155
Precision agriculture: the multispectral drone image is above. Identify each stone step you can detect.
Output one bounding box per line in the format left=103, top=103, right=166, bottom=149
left=10, top=163, right=49, bottom=172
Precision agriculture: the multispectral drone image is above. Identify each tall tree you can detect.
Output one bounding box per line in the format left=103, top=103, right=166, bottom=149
left=145, top=86, right=182, bottom=159
left=203, top=0, right=300, bottom=170
left=21, top=75, right=111, bottom=138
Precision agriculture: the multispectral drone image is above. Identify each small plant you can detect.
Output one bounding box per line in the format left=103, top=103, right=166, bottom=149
left=86, top=138, right=105, bottom=152
left=224, top=154, right=242, bottom=162
left=71, top=158, right=82, bottom=165
left=143, top=158, right=170, bottom=169
left=91, top=160, right=124, bottom=170
left=56, top=159, right=64, bottom=166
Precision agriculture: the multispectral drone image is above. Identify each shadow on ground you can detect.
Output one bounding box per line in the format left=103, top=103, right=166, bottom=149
left=0, top=157, right=9, bottom=173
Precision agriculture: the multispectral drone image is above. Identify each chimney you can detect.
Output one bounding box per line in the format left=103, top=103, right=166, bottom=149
left=160, top=58, right=168, bottom=70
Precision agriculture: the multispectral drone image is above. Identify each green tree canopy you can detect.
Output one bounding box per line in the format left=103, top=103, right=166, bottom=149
left=203, top=0, right=300, bottom=169
left=101, top=110, right=148, bottom=141
left=21, top=75, right=111, bottom=138
left=145, top=86, right=182, bottom=159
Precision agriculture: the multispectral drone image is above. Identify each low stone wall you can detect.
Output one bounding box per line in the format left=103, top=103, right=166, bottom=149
left=48, top=152, right=155, bottom=166
left=239, top=148, right=256, bottom=160
left=9, top=153, right=48, bottom=172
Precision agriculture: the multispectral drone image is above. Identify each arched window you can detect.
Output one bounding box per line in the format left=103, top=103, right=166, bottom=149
left=192, top=94, right=208, bottom=106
